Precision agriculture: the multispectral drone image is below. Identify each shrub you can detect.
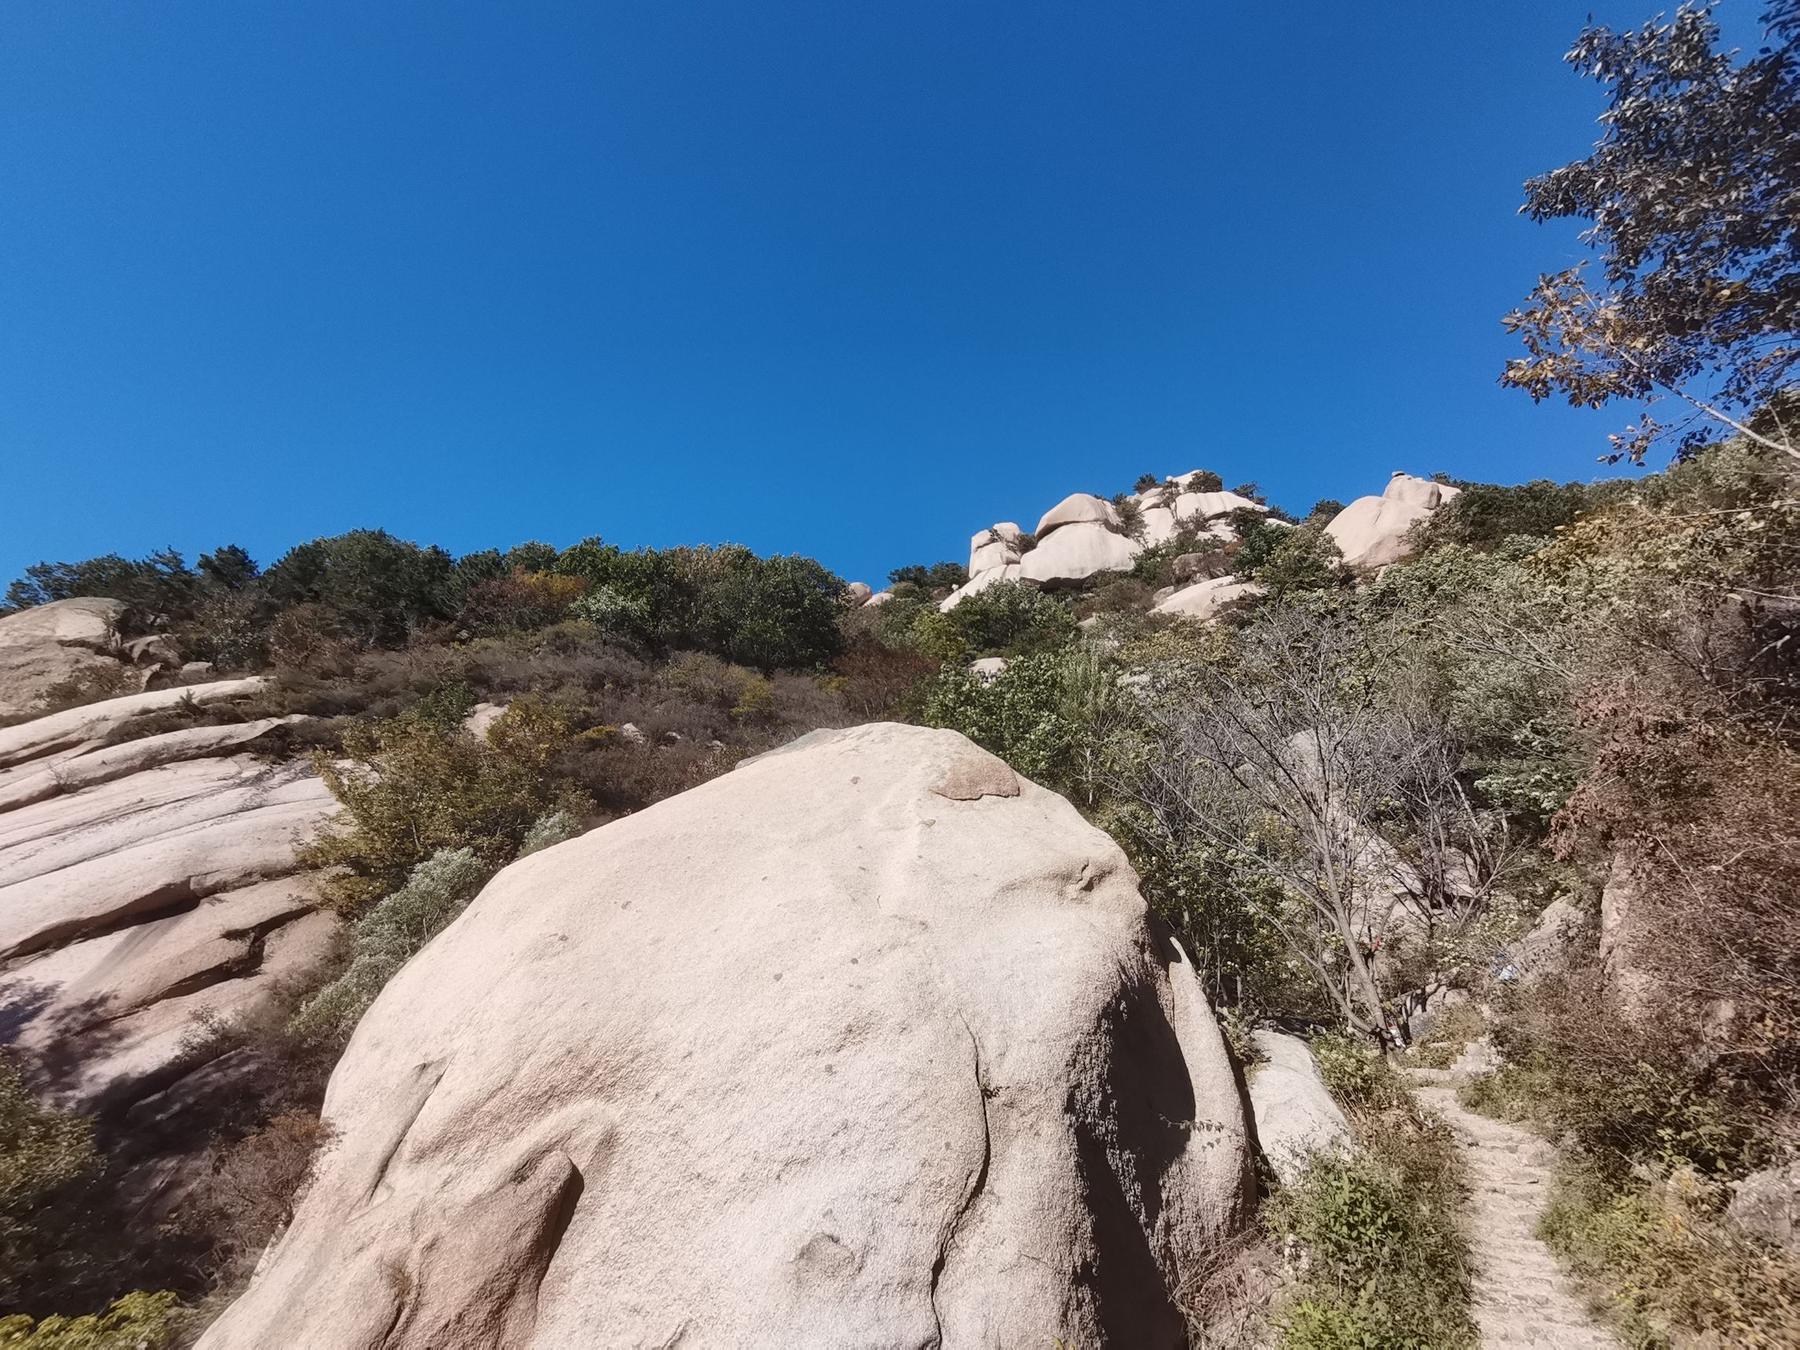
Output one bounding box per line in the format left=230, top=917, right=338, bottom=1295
left=1466, top=968, right=1763, bottom=1176
left=262, top=530, right=460, bottom=647
left=920, top=647, right=1115, bottom=797
left=1111, top=493, right=1146, bottom=540
left=30, top=666, right=138, bottom=716
left=456, top=570, right=588, bottom=635
left=933, top=581, right=1076, bottom=660
left=0, top=1291, right=182, bottom=1349
left=1246, top=522, right=1343, bottom=596
left=302, top=691, right=589, bottom=911
left=291, top=848, right=493, bottom=1045
left=831, top=637, right=939, bottom=718
left=0, top=1058, right=97, bottom=1306
left=1184, top=470, right=1225, bottom=493
left=1540, top=1163, right=1800, bottom=1345
left=187, top=1113, right=333, bottom=1279
left=887, top=561, right=968, bottom=594
left=1133, top=473, right=1159, bottom=494
left=1269, top=1098, right=1474, bottom=1348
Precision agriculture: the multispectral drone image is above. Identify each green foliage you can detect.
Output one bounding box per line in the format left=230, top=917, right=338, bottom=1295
left=196, top=544, right=259, bottom=590
left=1269, top=1099, right=1474, bottom=1348
left=2, top=549, right=199, bottom=619
left=1245, top=522, right=1343, bottom=596
left=1132, top=473, right=1159, bottom=494
left=1466, top=971, right=1762, bottom=1176
left=1416, top=477, right=1632, bottom=552
left=920, top=648, right=1106, bottom=792
left=519, top=808, right=582, bottom=856
left=0, top=1059, right=97, bottom=1306
left=291, top=847, right=493, bottom=1045
left=924, top=581, right=1076, bottom=661
left=1185, top=470, right=1224, bottom=493
left=0, top=1292, right=182, bottom=1349
left=1305, top=498, right=1344, bottom=523
left=1110, top=493, right=1145, bottom=540
left=302, top=689, right=589, bottom=911
left=559, top=542, right=846, bottom=670
left=264, top=529, right=459, bottom=646
left=1308, top=1033, right=1406, bottom=1112
left=1502, top=4, right=1799, bottom=463
left=886, top=560, right=968, bottom=593
left=1539, top=1162, right=1800, bottom=1346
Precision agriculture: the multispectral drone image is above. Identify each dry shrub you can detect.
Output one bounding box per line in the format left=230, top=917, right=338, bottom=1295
left=268, top=603, right=358, bottom=677
left=189, top=1113, right=333, bottom=1279
left=833, top=638, right=938, bottom=719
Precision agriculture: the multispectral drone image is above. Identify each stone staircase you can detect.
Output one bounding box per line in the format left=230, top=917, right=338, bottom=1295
left=1408, top=1072, right=1617, bottom=1348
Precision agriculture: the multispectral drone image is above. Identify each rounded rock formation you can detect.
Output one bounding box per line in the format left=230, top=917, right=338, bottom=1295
left=199, top=723, right=1254, bottom=1349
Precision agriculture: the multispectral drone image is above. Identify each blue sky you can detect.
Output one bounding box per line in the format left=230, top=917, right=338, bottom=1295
left=0, top=3, right=1766, bottom=588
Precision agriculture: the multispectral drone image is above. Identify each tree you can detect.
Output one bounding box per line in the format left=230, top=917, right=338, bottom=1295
left=263, top=530, right=459, bottom=646
left=887, top=561, right=968, bottom=594
left=3, top=550, right=198, bottom=618
left=1133, top=473, right=1160, bottom=494
left=197, top=544, right=259, bottom=590
left=1503, top=3, right=1800, bottom=463
left=1112, top=607, right=1506, bottom=1040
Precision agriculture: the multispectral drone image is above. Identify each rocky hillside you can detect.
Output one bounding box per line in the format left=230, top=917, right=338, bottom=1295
left=0, top=441, right=1794, bottom=1347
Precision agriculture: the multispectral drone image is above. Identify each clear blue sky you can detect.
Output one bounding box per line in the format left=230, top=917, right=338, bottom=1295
left=0, top=3, right=1764, bottom=588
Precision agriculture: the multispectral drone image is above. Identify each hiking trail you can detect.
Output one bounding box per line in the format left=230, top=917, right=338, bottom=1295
left=1408, top=1068, right=1617, bottom=1348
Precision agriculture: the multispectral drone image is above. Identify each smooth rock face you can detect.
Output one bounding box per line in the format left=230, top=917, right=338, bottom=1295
left=1510, top=896, right=1590, bottom=978
left=1324, top=472, right=1461, bottom=571
left=0, top=598, right=133, bottom=719
left=0, top=680, right=338, bottom=1118
left=0, top=676, right=269, bottom=771
left=845, top=581, right=873, bottom=603
left=1035, top=493, right=1119, bottom=537
left=862, top=590, right=894, bottom=607
left=201, top=723, right=1254, bottom=1350
left=1019, top=523, right=1140, bottom=587
left=968, top=656, right=1009, bottom=681
left=1248, top=1031, right=1354, bottom=1185
left=1175, top=491, right=1267, bottom=523
left=1153, top=576, right=1266, bottom=623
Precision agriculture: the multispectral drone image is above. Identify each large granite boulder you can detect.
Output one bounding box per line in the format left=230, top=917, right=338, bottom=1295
left=968, top=523, right=1024, bottom=575
left=1035, top=493, right=1119, bottom=537
left=0, top=597, right=134, bottom=719
left=200, top=723, right=1254, bottom=1349
left=1324, top=472, right=1461, bottom=571
left=1153, top=576, right=1266, bottom=623
left=1019, top=524, right=1141, bottom=587
left=1248, top=1031, right=1353, bottom=1185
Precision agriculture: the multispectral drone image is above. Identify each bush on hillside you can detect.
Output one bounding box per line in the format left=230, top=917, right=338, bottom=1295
left=1267, top=1056, right=1474, bottom=1348
left=263, top=529, right=460, bottom=647
left=0, top=1058, right=97, bottom=1307
left=291, top=847, right=494, bottom=1046
left=302, top=688, right=589, bottom=911
left=919, top=581, right=1076, bottom=661
left=0, top=1291, right=182, bottom=1349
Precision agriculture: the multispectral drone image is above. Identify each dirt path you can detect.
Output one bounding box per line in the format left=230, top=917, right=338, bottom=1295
left=1409, top=1072, right=1616, bottom=1348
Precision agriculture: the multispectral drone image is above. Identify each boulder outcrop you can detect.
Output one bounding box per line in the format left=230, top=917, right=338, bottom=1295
left=1248, top=1031, right=1353, bottom=1185
left=0, top=597, right=135, bottom=719
left=1153, top=576, right=1266, bottom=623
left=1019, top=524, right=1141, bottom=587
left=968, top=523, right=1024, bottom=575
left=0, top=671, right=338, bottom=1120
left=1035, top=493, right=1118, bottom=537
left=1324, top=472, right=1461, bottom=571
left=200, top=723, right=1254, bottom=1349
